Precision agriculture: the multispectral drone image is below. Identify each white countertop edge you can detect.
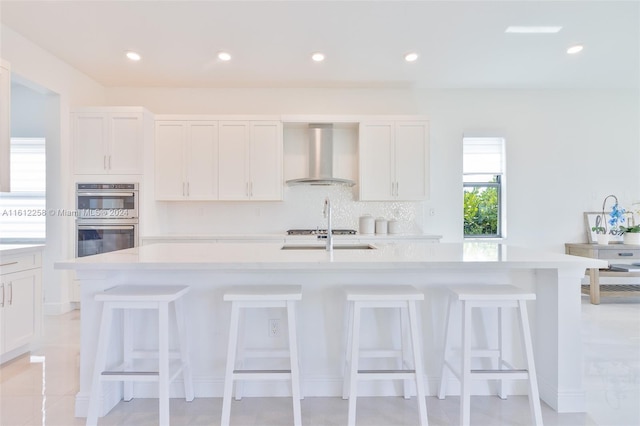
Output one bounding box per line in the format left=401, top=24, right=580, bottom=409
left=142, top=234, right=442, bottom=241
left=0, top=244, right=46, bottom=256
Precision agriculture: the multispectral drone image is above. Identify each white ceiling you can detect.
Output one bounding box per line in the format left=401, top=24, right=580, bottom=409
left=1, top=0, right=638, bottom=89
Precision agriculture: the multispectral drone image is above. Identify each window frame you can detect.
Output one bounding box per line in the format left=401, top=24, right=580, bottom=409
left=462, top=136, right=506, bottom=239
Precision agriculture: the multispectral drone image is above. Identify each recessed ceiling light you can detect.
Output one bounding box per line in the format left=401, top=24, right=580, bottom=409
left=505, top=26, right=562, bottom=34
left=218, top=51, right=231, bottom=61
left=567, top=45, right=584, bottom=54
left=311, top=52, right=325, bottom=62
left=125, top=51, right=141, bottom=61
left=404, top=52, right=419, bottom=62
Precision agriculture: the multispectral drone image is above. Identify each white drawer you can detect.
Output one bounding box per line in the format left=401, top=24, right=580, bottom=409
left=0, top=252, right=42, bottom=275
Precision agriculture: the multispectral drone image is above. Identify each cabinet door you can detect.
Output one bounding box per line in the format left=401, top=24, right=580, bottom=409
left=108, top=113, right=144, bottom=174
left=395, top=121, right=429, bottom=200
left=2, top=269, right=37, bottom=353
left=359, top=122, right=395, bottom=201
left=155, top=121, right=186, bottom=200
left=249, top=121, right=282, bottom=200
left=0, top=61, right=10, bottom=192
left=74, top=112, right=108, bottom=174
left=186, top=122, right=218, bottom=200
left=218, top=121, right=250, bottom=200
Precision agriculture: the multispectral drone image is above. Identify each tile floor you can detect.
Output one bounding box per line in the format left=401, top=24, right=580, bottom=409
left=1, top=295, right=638, bottom=426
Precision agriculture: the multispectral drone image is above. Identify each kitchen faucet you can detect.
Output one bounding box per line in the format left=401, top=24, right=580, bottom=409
left=323, top=196, right=333, bottom=251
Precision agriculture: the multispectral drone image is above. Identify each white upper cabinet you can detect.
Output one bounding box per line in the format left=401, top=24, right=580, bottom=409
left=218, top=121, right=282, bottom=201
left=73, top=108, right=146, bottom=175
left=155, top=120, right=218, bottom=200
left=359, top=120, right=429, bottom=201
left=0, top=60, right=10, bottom=192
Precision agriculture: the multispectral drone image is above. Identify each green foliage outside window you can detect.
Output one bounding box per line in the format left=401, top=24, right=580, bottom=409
left=463, top=186, right=499, bottom=236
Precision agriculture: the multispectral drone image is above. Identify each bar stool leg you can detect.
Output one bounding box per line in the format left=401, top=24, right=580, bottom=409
left=123, top=309, right=134, bottom=402
left=498, top=307, right=507, bottom=400
left=342, top=300, right=354, bottom=400
left=234, top=310, right=245, bottom=401
left=517, top=300, right=543, bottom=426
left=437, top=295, right=454, bottom=400
left=174, top=297, right=194, bottom=401
left=221, top=302, right=241, bottom=426
left=287, top=300, right=303, bottom=426
left=460, top=301, right=472, bottom=426
left=86, top=303, right=114, bottom=426
left=158, top=303, right=170, bottom=426
left=408, top=300, right=429, bottom=426
left=347, top=301, right=362, bottom=426
left=400, top=306, right=411, bottom=399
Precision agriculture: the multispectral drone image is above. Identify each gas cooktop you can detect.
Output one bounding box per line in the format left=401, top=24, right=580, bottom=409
left=287, top=229, right=357, bottom=236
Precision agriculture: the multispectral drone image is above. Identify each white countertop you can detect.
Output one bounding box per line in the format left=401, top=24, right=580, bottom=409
left=55, top=242, right=606, bottom=271
left=0, top=244, right=45, bottom=257
left=142, top=233, right=442, bottom=242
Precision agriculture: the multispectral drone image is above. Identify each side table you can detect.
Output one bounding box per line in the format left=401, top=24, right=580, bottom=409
left=565, top=243, right=640, bottom=304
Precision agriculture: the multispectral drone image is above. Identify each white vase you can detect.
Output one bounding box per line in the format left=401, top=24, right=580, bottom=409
left=623, top=233, right=640, bottom=245
left=596, top=234, right=610, bottom=245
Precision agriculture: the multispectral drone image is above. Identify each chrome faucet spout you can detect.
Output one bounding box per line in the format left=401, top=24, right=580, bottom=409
left=323, top=197, right=333, bottom=251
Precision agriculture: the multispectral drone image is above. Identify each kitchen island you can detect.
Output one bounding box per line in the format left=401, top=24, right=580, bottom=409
left=56, top=241, right=605, bottom=418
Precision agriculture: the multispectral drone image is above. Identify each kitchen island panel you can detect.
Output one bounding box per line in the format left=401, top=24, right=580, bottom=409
left=58, top=243, right=604, bottom=418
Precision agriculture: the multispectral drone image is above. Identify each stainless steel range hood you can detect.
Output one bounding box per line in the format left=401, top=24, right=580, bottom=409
left=286, top=123, right=355, bottom=186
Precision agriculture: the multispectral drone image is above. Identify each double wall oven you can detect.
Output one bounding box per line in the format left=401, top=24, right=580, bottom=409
left=75, top=183, right=139, bottom=257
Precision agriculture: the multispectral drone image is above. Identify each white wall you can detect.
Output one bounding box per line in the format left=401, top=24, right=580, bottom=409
left=1, top=24, right=106, bottom=314
left=107, top=87, right=640, bottom=251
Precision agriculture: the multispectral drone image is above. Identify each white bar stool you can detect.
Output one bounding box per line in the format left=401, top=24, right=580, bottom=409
left=437, top=285, right=543, bottom=426
left=221, top=285, right=302, bottom=426
left=342, top=285, right=428, bottom=426
left=86, top=285, right=194, bottom=426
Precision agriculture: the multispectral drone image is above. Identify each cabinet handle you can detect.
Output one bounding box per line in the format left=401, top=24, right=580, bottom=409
left=182, top=182, right=186, bottom=197
left=1, top=261, right=18, bottom=267
left=8, top=282, right=12, bottom=305
left=395, top=182, right=399, bottom=197
left=186, top=182, right=190, bottom=196
left=246, top=182, right=250, bottom=197
left=1, top=284, right=4, bottom=307
left=250, top=182, right=253, bottom=197
left=618, top=253, right=634, bottom=256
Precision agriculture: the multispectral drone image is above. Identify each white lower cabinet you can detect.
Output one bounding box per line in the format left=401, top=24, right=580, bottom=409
left=155, top=120, right=219, bottom=200
left=0, top=250, right=42, bottom=363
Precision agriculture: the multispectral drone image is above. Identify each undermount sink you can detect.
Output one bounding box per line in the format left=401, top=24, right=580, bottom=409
left=281, top=244, right=376, bottom=250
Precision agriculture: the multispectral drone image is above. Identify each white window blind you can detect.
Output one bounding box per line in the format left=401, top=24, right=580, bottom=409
left=0, top=137, right=46, bottom=242
left=463, top=137, right=505, bottom=175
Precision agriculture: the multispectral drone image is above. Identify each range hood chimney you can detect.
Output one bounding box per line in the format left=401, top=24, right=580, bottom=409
left=286, top=123, right=355, bottom=186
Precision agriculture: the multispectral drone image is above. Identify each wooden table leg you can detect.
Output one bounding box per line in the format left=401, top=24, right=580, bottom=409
left=589, top=268, right=600, bottom=305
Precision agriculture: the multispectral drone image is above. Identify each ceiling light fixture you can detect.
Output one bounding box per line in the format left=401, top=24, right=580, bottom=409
left=505, top=26, right=562, bottom=34
left=567, top=45, right=584, bottom=54
left=404, top=52, right=419, bottom=62
left=125, top=51, right=141, bottom=61
left=218, top=51, right=231, bottom=61
left=311, top=52, right=325, bottom=62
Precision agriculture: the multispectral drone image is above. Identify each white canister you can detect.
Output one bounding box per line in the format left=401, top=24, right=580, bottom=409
left=375, top=218, right=388, bottom=234
left=388, top=219, right=400, bottom=234
left=359, top=214, right=375, bottom=235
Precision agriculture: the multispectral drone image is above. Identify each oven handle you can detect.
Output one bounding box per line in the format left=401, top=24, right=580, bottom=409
left=78, top=225, right=135, bottom=231
left=77, top=192, right=135, bottom=197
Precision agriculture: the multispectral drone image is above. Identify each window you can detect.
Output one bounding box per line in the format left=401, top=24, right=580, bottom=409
left=463, top=136, right=505, bottom=238
left=0, top=138, right=46, bottom=242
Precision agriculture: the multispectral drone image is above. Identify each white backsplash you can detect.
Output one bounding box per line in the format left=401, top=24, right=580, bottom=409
left=148, top=185, right=424, bottom=235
